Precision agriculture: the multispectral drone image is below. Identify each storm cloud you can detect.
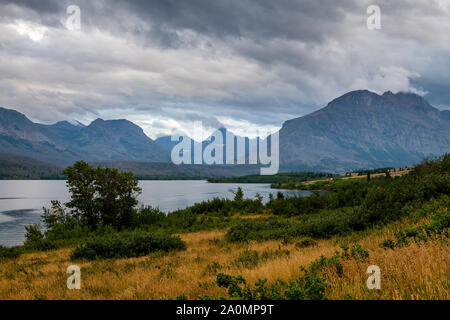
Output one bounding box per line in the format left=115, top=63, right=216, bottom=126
left=0, top=0, right=449, bottom=139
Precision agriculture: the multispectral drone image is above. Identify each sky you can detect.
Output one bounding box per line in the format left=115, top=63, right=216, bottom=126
left=0, top=0, right=449, bottom=140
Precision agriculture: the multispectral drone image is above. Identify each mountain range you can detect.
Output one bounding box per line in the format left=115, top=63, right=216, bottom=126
left=0, top=108, right=169, bottom=166
left=155, top=128, right=256, bottom=165
left=0, top=90, right=449, bottom=173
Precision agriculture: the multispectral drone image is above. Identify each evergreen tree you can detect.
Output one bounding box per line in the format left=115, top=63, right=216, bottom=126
left=234, top=187, right=244, bottom=202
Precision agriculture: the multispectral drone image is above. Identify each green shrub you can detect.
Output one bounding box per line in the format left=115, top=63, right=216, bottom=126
left=233, top=248, right=290, bottom=269
left=380, top=239, right=395, bottom=250
left=360, top=156, right=450, bottom=225
left=216, top=271, right=327, bottom=300
left=234, top=250, right=260, bottom=268
left=0, top=245, right=22, bottom=259
left=176, top=293, right=187, bottom=300
left=70, top=231, right=186, bottom=260
left=339, top=243, right=369, bottom=261
left=309, top=255, right=343, bottom=277
left=23, top=219, right=114, bottom=251
left=295, top=238, right=318, bottom=248
left=226, top=207, right=362, bottom=242
left=131, top=205, right=166, bottom=227
left=260, top=248, right=290, bottom=261
left=381, top=195, right=449, bottom=249
left=267, top=179, right=372, bottom=215
left=23, top=224, right=57, bottom=251
left=308, top=243, right=369, bottom=277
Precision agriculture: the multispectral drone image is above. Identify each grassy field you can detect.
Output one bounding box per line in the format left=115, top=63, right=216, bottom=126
left=0, top=215, right=448, bottom=300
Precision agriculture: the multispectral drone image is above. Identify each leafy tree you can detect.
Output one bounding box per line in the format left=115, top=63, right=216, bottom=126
left=63, top=161, right=141, bottom=229
left=63, top=161, right=97, bottom=228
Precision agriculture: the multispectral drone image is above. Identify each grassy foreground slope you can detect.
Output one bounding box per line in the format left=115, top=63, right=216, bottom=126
left=0, top=211, right=448, bottom=300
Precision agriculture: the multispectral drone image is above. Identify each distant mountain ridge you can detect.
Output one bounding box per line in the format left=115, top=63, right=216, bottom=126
left=156, top=127, right=257, bottom=165
left=0, top=107, right=169, bottom=165
left=1, top=89, right=449, bottom=172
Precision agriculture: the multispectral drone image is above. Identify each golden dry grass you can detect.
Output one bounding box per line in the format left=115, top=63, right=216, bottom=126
left=0, top=218, right=448, bottom=300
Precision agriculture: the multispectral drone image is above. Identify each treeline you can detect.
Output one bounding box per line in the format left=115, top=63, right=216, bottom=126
left=271, top=177, right=369, bottom=191
left=0, top=153, right=63, bottom=179
left=207, top=172, right=333, bottom=183
left=352, top=167, right=394, bottom=176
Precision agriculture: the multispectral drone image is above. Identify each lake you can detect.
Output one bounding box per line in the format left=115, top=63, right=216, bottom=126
left=0, top=180, right=309, bottom=247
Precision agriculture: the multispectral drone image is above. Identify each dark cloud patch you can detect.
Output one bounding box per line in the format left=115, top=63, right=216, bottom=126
left=0, top=0, right=63, bottom=14
left=0, top=0, right=449, bottom=137
left=0, top=0, right=66, bottom=27
left=123, top=0, right=354, bottom=42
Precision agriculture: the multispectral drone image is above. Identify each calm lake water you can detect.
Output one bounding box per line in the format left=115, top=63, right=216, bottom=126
left=0, top=180, right=309, bottom=247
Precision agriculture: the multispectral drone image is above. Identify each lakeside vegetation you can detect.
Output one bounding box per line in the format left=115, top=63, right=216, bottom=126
left=207, top=172, right=333, bottom=184
left=271, top=167, right=411, bottom=191
left=0, top=154, right=448, bottom=300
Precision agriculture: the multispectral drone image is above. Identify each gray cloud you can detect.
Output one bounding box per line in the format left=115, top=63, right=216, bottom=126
left=0, top=0, right=449, bottom=138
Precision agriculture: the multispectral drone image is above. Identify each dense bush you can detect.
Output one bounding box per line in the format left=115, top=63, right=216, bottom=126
left=130, top=205, right=167, bottom=227
left=361, top=172, right=449, bottom=225
left=70, top=231, right=186, bottom=260
left=226, top=207, right=362, bottom=242
left=130, top=194, right=264, bottom=233
left=23, top=202, right=116, bottom=251
left=216, top=271, right=327, bottom=300
left=0, top=245, right=22, bottom=259
left=381, top=195, right=449, bottom=248
left=132, top=204, right=258, bottom=233
left=23, top=224, right=58, bottom=251
left=295, top=238, right=318, bottom=248
left=267, top=179, right=375, bottom=216
left=338, top=243, right=369, bottom=261
left=233, top=248, right=290, bottom=268
left=173, top=196, right=264, bottom=217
